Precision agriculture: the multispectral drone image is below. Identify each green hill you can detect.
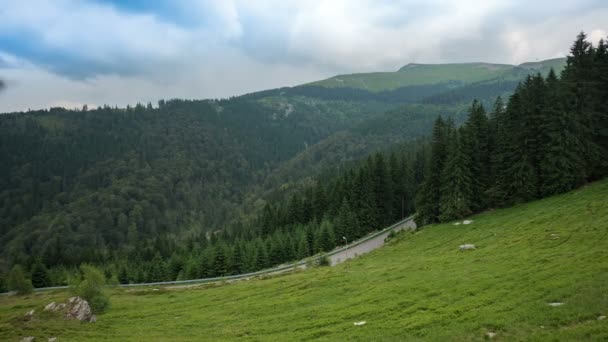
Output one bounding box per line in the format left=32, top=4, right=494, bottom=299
left=307, top=58, right=567, bottom=92
left=2, top=178, right=606, bottom=341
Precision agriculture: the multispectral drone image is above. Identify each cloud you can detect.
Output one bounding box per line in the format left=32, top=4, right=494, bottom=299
left=0, top=0, right=607, bottom=112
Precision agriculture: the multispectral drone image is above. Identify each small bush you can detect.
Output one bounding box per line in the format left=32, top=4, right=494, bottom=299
left=317, top=255, right=331, bottom=267
left=7, top=265, right=33, bottom=295
left=71, top=265, right=110, bottom=313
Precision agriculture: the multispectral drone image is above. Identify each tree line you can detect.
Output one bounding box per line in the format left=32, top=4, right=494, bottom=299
left=416, top=33, right=608, bottom=224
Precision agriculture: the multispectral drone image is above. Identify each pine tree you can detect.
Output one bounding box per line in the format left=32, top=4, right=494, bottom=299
left=487, top=96, right=507, bottom=206
left=31, top=259, right=50, bottom=288
left=416, top=116, right=449, bottom=224
left=296, top=231, right=310, bottom=260
left=372, top=153, right=393, bottom=226
left=561, top=32, right=602, bottom=179
left=118, top=266, right=129, bottom=284
left=148, top=253, right=167, bottom=282
left=538, top=69, right=585, bottom=196
left=439, top=128, right=473, bottom=221
left=462, top=100, right=490, bottom=210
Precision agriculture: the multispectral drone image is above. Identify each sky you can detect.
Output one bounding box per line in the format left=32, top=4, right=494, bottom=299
left=0, top=0, right=607, bottom=112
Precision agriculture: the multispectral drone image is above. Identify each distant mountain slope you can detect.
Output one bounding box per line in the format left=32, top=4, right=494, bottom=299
left=306, top=58, right=567, bottom=92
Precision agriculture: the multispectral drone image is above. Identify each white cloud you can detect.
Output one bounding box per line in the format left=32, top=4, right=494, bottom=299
left=0, top=0, right=607, bottom=112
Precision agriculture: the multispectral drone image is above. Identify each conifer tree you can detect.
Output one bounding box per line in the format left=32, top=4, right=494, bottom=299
left=118, top=266, right=129, bottom=284
left=416, top=116, right=448, bottom=224
left=439, top=128, right=473, bottom=221
left=538, top=69, right=585, bottom=196
left=561, top=32, right=602, bottom=179
left=31, top=258, right=50, bottom=288
left=462, top=100, right=490, bottom=210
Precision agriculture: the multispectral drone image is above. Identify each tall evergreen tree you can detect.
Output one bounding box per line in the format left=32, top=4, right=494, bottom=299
left=416, top=116, right=449, bottom=224
left=439, top=128, right=473, bottom=221
left=462, top=100, right=490, bottom=210
left=538, top=69, right=585, bottom=196
left=31, top=259, right=50, bottom=288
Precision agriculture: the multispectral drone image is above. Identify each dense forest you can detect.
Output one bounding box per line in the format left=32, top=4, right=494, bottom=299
left=416, top=33, right=608, bottom=224
left=0, top=33, right=605, bottom=291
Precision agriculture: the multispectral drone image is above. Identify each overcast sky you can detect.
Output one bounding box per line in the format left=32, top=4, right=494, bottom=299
left=0, top=0, right=607, bottom=112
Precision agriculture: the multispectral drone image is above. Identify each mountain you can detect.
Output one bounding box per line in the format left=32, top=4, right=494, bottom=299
left=306, top=57, right=567, bottom=91
left=1, top=178, right=606, bottom=340
left=0, top=56, right=569, bottom=271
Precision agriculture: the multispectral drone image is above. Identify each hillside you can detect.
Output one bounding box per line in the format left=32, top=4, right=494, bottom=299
left=1, top=179, right=606, bottom=341
left=307, top=58, right=567, bottom=92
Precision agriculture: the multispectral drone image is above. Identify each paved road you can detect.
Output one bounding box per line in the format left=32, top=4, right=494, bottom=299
left=3, top=216, right=417, bottom=294
left=327, top=217, right=417, bottom=266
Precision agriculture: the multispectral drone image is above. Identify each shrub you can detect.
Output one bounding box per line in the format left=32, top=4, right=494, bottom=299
left=71, top=265, right=110, bottom=313
left=7, top=265, right=33, bottom=295
left=317, top=255, right=331, bottom=267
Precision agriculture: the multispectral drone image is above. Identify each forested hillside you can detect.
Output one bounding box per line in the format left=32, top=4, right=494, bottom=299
left=0, top=34, right=602, bottom=290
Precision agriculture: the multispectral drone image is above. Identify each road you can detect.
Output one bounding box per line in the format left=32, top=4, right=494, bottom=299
left=3, top=216, right=417, bottom=294
left=327, top=216, right=417, bottom=266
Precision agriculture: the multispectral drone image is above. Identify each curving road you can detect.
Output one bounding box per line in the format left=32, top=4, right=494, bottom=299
left=3, top=216, right=417, bottom=294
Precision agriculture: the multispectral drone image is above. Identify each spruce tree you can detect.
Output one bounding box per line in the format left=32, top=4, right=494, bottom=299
left=439, top=127, right=473, bottom=221
left=538, top=69, right=585, bottom=196
left=31, top=259, right=50, bottom=288
left=416, top=116, right=449, bottom=224
left=561, top=32, right=602, bottom=179
left=118, top=266, right=129, bottom=284
left=462, top=100, right=490, bottom=210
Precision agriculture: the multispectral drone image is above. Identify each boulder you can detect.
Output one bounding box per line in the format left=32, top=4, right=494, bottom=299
left=65, top=297, right=93, bottom=322
left=43, top=302, right=65, bottom=312
left=486, top=332, right=496, bottom=339
left=598, top=315, right=606, bottom=320
left=20, top=337, right=35, bottom=342
left=89, top=315, right=97, bottom=323
left=48, top=338, right=57, bottom=342
left=462, top=220, right=473, bottom=225
left=459, top=244, right=476, bottom=251
left=25, top=309, right=35, bottom=318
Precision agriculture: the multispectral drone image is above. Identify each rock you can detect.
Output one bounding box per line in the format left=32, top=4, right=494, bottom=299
left=44, top=302, right=57, bottom=311
left=459, top=244, right=476, bottom=251
left=25, top=309, right=35, bottom=318
left=463, top=220, right=473, bottom=225
left=453, top=222, right=461, bottom=226
left=548, top=302, right=564, bottom=307
left=65, top=296, right=93, bottom=321
left=89, top=314, right=97, bottom=323
left=20, top=337, right=35, bottom=342
left=48, top=338, right=57, bottom=342
left=486, top=332, right=496, bottom=339
left=598, top=315, right=606, bottom=320
left=353, top=321, right=366, bottom=326
left=43, top=302, right=65, bottom=312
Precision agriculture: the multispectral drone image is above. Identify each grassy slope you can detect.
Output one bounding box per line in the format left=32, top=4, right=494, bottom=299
left=308, top=58, right=567, bottom=92
left=1, top=179, right=607, bottom=341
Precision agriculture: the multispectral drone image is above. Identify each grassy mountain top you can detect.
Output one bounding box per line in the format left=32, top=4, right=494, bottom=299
left=307, top=58, right=567, bottom=92
left=2, top=178, right=606, bottom=341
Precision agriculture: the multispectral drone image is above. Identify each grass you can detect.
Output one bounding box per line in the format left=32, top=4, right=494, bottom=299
left=1, top=179, right=607, bottom=341
left=308, top=58, right=567, bottom=92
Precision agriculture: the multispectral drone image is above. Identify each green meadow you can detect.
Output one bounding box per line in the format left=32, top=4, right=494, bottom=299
left=1, top=179, right=607, bottom=341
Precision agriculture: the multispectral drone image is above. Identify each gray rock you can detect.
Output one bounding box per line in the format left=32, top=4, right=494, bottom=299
left=44, top=302, right=57, bottom=311
left=548, top=302, right=564, bottom=307
left=459, top=244, right=476, bottom=251
left=598, top=315, right=606, bottom=320
left=48, top=338, right=57, bottom=342
left=25, top=309, right=35, bottom=318
left=65, top=296, right=93, bottom=321
left=20, top=337, right=35, bottom=342
left=486, top=332, right=496, bottom=339
left=89, top=314, right=97, bottom=323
